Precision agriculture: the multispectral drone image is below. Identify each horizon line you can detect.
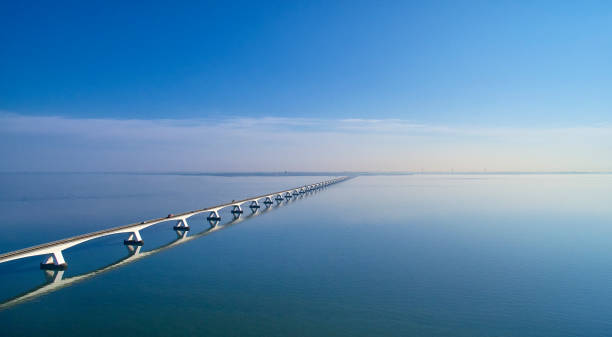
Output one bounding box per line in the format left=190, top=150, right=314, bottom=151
left=1, top=170, right=611, bottom=176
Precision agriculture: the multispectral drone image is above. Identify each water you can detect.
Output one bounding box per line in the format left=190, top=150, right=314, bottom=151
left=1, top=173, right=612, bottom=336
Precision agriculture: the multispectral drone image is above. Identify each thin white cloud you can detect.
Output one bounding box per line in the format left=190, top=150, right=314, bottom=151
left=0, top=113, right=611, bottom=172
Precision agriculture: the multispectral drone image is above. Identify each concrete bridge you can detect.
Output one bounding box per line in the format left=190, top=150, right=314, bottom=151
left=0, top=190, right=309, bottom=310
left=0, top=177, right=348, bottom=271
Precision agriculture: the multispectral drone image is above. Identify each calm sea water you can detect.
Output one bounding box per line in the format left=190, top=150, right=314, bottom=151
left=1, top=173, right=612, bottom=336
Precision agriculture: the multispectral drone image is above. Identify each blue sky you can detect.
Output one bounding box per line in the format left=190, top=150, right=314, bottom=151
left=1, top=1, right=611, bottom=171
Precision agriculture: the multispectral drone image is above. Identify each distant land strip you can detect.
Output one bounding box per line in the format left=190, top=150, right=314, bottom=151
left=1, top=171, right=611, bottom=176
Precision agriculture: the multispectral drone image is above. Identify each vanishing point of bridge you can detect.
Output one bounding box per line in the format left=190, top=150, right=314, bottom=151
left=0, top=177, right=348, bottom=271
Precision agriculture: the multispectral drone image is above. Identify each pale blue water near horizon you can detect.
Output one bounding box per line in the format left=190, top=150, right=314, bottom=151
left=1, top=173, right=612, bottom=336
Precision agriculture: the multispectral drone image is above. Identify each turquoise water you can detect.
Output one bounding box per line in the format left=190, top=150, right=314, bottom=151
left=1, top=173, right=612, bottom=336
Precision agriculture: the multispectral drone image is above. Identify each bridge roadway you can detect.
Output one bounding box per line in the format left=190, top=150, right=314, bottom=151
left=0, top=176, right=348, bottom=269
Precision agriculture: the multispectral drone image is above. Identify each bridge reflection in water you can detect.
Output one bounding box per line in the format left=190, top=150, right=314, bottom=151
left=0, top=178, right=344, bottom=310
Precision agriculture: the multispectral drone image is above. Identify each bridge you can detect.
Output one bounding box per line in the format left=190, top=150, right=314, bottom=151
left=0, top=177, right=348, bottom=271
left=0, top=189, right=305, bottom=310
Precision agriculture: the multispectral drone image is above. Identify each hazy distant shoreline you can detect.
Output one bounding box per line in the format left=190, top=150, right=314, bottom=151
left=1, top=171, right=611, bottom=176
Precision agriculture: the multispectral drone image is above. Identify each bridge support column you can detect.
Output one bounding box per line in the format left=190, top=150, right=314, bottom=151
left=124, top=230, right=144, bottom=246
left=173, top=218, right=190, bottom=231
left=275, top=194, right=284, bottom=202
left=40, top=251, right=68, bottom=270
left=284, top=192, right=292, bottom=199
left=249, top=200, right=260, bottom=211
left=231, top=205, right=243, bottom=214
left=264, top=197, right=273, bottom=206
left=207, top=210, right=221, bottom=221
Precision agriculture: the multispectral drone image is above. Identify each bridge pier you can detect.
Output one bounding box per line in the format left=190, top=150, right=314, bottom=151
left=249, top=200, right=260, bottom=211
left=124, top=230, right=144, bottom=246
left=173, top=218, right=190, bottom=231
left=264, top=197, right=273, bottom=206
left=231, top=205, right=244, bottom=214
left=275, top=194, right=284, bottom=202
left=207, top=210, right=221, bottom=221
left=284, top=192, right=292, bottom=199
left=40, top=251, right=67, bottom=270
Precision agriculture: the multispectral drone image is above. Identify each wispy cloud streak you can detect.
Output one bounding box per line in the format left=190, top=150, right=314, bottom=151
left=0, top=113, right=611, bottom=172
